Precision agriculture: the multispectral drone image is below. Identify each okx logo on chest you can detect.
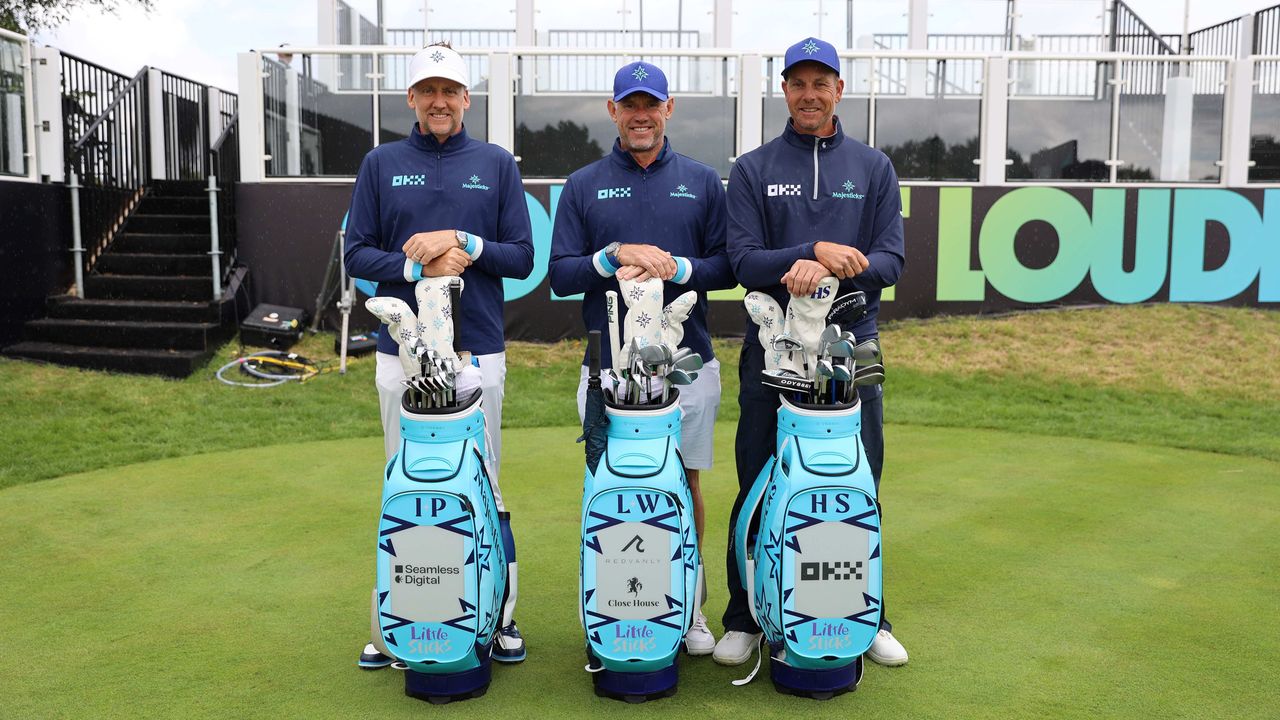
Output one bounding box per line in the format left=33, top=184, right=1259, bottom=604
left=578, top=330, right=702, bottom=703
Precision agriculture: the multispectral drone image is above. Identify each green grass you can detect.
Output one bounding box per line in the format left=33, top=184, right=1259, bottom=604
left=3, top=305, right=1278, bottom=488
left=1, top=427, right=1276, bottom=719
left=3, top=305, right=1279, bottom=717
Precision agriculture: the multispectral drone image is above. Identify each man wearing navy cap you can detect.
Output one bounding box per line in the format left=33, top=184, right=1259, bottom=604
left=713, top=37, right=909, bottom=667
left=550, top=60, right=734, bottom=656
left=345, top=41, right=534, bottom=668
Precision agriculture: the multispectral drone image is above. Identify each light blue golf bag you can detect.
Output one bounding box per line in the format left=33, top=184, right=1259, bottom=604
left=371, top=388, right=510, bottom=703
left=733, top=394, right=883, bottom=699
left=579, top=391, right=702, bottom=702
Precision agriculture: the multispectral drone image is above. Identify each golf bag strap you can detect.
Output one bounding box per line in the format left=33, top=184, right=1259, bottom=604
left=730, top=635, right=765, bottom=687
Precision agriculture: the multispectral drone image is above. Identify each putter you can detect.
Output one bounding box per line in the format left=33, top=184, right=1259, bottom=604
left=760, top=368, right=815, bottom=399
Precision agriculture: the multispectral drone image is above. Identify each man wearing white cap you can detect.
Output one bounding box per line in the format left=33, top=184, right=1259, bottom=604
left=345, top=42, right=534, bottom=668
left=715, top=36, right=908, bottom=667
left=549, top=60, right=735, bottom=657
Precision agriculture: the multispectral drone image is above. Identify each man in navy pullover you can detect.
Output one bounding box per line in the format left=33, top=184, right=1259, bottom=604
left=549, top=61, right=734, bottom=655
left=344, top=42, right=533, bottom=667
left=712, top=37, right=909, bottom=668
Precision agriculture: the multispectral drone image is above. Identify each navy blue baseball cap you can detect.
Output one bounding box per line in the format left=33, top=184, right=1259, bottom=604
left=613, top=61, right=669, bottom=101
left=782, top=37, right=841, bottom=78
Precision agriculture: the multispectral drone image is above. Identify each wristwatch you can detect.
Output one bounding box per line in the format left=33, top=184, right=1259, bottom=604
left=455, top=229, right=469, bottom=250
left=603, top=241, right=622, bottom=267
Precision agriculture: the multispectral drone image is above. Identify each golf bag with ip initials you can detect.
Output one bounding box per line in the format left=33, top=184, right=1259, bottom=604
left=366, top=278, right=510, bottom=704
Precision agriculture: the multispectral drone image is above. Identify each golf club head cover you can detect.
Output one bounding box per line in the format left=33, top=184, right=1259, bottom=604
left=782, top=276, right=840, bottom=375
left=618, top=276, right=665, bottom=349
left=364, top=296, right=421, bottom=377
left=661, top=290, right=698, bottom=348
left=413, top=276, right=464, bottom=370
left=744, top=291, right=785, bottom=371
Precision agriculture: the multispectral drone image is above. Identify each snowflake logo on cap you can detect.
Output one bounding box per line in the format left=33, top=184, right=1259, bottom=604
left=431, top=50, right=445, bottom=63
left=677, top=184, right=688, bottom=193
left=802, top=39, right=820, bottom=55
left=470, top=175, right=481, bottom=184
left=632, top=66, right=649, bottom=81
left=843, top=180, right=855, bottom=191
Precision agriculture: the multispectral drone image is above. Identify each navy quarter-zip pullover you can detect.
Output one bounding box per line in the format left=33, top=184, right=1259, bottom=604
left=550, top=139, right=734, bottom=368
left=726, top=117, right=905, bottom=344
left=344, top=124, right=534, bottom=356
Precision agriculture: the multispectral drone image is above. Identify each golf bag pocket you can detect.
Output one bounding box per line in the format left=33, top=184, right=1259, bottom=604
left=581, top=487, right=697, bottom=671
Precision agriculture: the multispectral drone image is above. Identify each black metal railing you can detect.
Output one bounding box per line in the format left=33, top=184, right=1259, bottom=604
left=66, top=66, right=149, bottom=292
left=160, top=70, right=208, bottom=180
left=1257, top=4, right=1280, bottom=55
left=1110, top=1, right=1179, bottom=56
left=61, top=52, right=130, bottom=162
left=1188, top=16, right=1242, bottom=57
left=208, top=112, right=239, bottom=292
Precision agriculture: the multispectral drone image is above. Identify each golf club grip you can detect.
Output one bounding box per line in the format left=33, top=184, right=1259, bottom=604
left=605, top=290, right=621, bottom=374
left=449, top=278, right=462, bottom=352
left=587, top=330, right=601, bottom=378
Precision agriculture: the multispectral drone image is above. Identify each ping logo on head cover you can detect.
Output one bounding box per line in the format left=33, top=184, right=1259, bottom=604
left=392, top=174, right=426, bottom=187
left=832, top=179, right=866, bottom=200
left=597, top=186, right=633, bottom=200
left=462, top=174, right=490, bottom=190
left=767, top=183, right=802, bottom=197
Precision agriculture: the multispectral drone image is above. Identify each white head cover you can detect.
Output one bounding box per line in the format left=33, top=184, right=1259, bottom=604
left=660, top=290, right=698, bottom=348
left=618, top=276, right=666, bottom=350
left=413, top=276, right=463, bottom=360
left=781, top=276, right=839, bottom=375
left=365, top=296, right=422, bottom=378
left=364, top=276, right=465, bottom=377
left=744, top=291, right=785, bottom=372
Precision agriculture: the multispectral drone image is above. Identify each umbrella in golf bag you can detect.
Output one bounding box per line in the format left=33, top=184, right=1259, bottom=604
left=578, top=331, right=609, bottom=476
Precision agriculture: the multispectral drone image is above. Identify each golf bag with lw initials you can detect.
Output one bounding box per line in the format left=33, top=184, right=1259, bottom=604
left=579, top=334, right=701, bottom=702
left=732, top=393, right=883, bottom=699
left=370, top=388, right=509, bottom=703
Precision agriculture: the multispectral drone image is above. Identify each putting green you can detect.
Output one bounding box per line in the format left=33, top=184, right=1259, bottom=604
left=2, top=425, right=1277, bottom=719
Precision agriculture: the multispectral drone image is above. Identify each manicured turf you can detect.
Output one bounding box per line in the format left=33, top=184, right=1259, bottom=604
left=2, top=425, right=1277, bottom=719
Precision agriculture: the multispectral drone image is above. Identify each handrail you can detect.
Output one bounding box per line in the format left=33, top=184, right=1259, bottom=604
left=71, top=65, right=148, bottom=153
left=210, top=111, right=238, bottom=155
left=1112, top=0, right=1179, bottom=56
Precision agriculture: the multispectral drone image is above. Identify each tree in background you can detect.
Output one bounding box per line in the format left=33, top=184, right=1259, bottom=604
left=514, top=120, right=605, bottom=178
left=0, top=0, right=153, bottom=33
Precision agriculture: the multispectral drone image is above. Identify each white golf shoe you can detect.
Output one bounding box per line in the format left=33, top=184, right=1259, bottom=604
left=866, top=629, right=908, bottom=666
left=684, top=612, right=715, bottom=656
left=712, top=630, right=762, bottom=666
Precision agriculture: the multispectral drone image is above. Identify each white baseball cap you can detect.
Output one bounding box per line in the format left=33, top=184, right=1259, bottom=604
left=407, top=45, right=469, bottom=91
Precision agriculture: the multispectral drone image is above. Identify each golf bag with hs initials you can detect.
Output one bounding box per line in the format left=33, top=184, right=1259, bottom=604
left=732, top=393, right=883, bottom=699
left=579, top=372, right=701, bottom=701
left=370, top=388, right=508, bottom=703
